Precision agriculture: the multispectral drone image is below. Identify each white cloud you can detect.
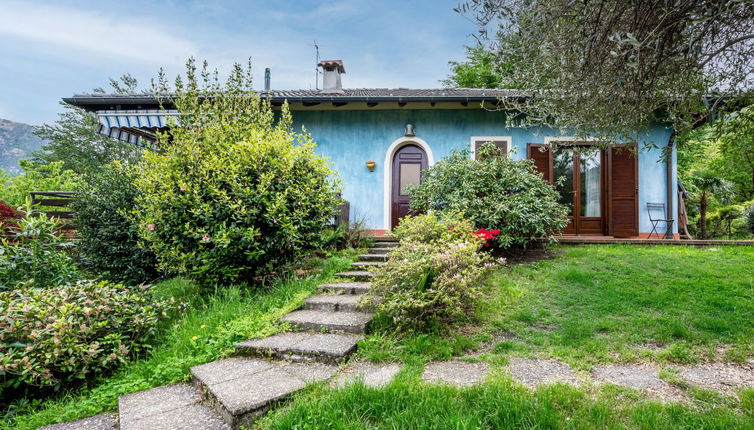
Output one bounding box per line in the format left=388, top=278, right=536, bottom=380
left=0, top=1, right=198, bottom=65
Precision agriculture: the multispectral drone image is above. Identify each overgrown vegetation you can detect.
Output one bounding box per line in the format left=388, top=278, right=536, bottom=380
left=0, top=161, right=81, bottom=207
left=133, top=60, right=342, bottom=286
left=0, top=280, right=175, bottom=399
left=408, top=143, right=568, bottom=247
left=1, top=253, right=354, bottom=430
left=71, top=162, right=158, bottom=285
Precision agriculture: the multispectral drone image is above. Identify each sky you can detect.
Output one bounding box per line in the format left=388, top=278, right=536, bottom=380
left=0, top=0, right=478, bottom=125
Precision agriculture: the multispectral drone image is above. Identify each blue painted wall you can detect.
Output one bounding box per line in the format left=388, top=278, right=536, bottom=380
left=291, top=108, right=675, bottom=234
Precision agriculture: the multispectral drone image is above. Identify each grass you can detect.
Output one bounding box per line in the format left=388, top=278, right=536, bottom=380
left=359, top=245, right=754, bottom=367
left=259, top=366, right=754, bottom=429
left=0, top=252, right=355, bottom=430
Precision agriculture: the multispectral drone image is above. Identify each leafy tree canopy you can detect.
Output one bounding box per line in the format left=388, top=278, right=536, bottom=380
left=456, top=0, right=754, bottom=147
left=442, top=45, right=520, bottom=88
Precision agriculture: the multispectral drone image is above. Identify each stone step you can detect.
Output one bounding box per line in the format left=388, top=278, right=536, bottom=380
left=371, top=236, right=397, bottom=243
left=318, top=282, right=372, bottom=295
left=304, top=293, right=378, bottom=312
left=351, top=261, right=385, bottom=269
left=281, top=309, right=373, bottom=334
left=335, top=271, right=374, bottom=281
left=358, top=254, right=388, bottom=262
left=191, top=358, right=336, bottom=429
left=118, top=384, right=229, bottom=430
left=235, top=332, right=361, bottom=363
left=371, top=241, right=398, bottom=247
left=40, top=413, right=116, bottom=430
left=368, top=247, right=394, bottom=255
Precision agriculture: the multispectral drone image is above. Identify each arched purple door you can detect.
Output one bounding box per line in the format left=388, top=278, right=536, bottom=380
left=391, top=144, right=428, bottom=229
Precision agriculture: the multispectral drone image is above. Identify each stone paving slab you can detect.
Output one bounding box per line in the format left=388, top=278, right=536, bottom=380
left=39, top=413, right=116, bottom=430
left=318, top=282, right=372, bottom=295
left=358, top=254, right=389, bottom=261
left=592, top=365, right=686, bottom=402
left=506, top=358, right=582, bottom=387
left=367, top=248, right=394, bottom=255
left=335, top=271, right=374, bottom=281
left=281, top=309, right=373, bottom=334
left=334, top=362, right=402, bottom=388
left=677, top=363, right=754, bottom=397
left=236, top=332, right=361, bottom=363
left=351, top=261, right=386, bottom=268
left=192, top=358, right=337, bottom=428
left=422, top=361, right=489, bottom=387
left=118, top=384, right=229, bottom=430
left=304, top=294, right=375, bottom=312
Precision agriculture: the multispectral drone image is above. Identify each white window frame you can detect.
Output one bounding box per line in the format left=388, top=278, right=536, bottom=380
left=470, top=136, right=512, bottom=159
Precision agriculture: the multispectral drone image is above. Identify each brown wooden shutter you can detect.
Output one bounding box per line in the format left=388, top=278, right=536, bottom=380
left=474, top=140, right=508, bottom=160
left=608, top=144, right=638, bottom=237
left=527, top=144, right=553, bottom=183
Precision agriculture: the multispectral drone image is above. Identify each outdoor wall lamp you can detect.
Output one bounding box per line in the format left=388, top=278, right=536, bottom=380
left=405, top=124, right=415, bottom=137
left=366, top=161, right=376, bottom=172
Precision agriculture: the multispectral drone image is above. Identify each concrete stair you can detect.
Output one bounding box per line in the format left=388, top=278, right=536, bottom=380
left=45, top=239, right=397, bottom=430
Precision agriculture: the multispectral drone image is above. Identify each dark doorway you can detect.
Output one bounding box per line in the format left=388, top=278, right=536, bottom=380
left=391, top=144, right=428, bottom=229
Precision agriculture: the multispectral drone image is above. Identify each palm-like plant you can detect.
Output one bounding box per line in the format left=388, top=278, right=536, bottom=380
left=689, top=170, right=733, bottom=239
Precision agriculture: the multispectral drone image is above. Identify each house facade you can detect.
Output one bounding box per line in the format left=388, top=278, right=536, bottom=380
left=63, top=61, right=678, bottom=239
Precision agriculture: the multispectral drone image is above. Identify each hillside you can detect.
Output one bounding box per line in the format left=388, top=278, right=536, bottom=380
left=0, top=118, right=46, bottom=175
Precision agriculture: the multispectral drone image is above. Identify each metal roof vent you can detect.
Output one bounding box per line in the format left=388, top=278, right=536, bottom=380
left=318, top=60, right=345, bottom=94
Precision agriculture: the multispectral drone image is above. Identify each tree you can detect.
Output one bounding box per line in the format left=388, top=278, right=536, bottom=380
left=688, top=169, right=733, bottom=239
left=456, top=0, right=754, bottom=146
left=715, top=104, right=754, bottom=199
left=442, top=45, right=518, bottom=88
left=32, top=103, right=142, bottom=176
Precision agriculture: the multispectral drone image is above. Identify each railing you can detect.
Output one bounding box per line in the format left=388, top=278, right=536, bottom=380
left=30, top=191, right=77, bottom=230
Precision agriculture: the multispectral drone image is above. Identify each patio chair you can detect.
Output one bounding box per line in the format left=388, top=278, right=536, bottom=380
left=647, top=203, right=674, bottom=239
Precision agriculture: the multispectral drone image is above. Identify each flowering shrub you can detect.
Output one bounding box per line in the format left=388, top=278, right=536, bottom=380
left=365, top=213, right=497, bottom=331
left=0, top=280, right=175, bottom=394
left=0, top=202, right=78, bottom=291
left=132, top=60, right=341, bottom=286
left=408, top=143, right=569, bottom=247
left=72, top=163, right=159, bottom=285
left=475, top=228, right=501, bottom=247
left=0, top=201, right=20, bottom=237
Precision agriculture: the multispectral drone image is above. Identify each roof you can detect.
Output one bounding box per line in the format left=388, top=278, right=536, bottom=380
left=63, top=88, right=528, bottom=111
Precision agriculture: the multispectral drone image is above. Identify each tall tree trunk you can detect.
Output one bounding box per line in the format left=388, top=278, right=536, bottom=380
left=699, top=194, right=708, bottom=240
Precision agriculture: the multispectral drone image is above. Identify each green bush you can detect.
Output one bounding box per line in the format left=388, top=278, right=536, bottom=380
left=0, top=161, right=82, bottom=207
left=133, top=61, right=341, bottom=286
left=365, top=213, right=496, bottom=331
left=745, top=201, right=754, bottom=235
left=0, top=203, right=78, bottom=291
left=72, top=163, right=158, bottom=285
left=0, top=280, right=175, bottom=396
left=408, top=143, right=569, bottom=247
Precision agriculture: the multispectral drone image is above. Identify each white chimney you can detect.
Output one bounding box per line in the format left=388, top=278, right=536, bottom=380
left=318, top=60, right=345, bottom=94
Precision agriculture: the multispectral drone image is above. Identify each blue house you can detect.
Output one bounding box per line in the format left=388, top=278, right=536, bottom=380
left=63, top=60, right=678, bottom=239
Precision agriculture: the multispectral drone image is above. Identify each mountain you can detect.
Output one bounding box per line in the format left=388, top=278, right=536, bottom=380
left=0, top=118, right=46, bottom=175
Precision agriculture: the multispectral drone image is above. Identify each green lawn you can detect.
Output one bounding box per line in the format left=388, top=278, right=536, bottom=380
left=359, top=245, right=754, bottom=367
left=0, top=252, right=355, bottom=430
left=260, top=369, right=754, bottom=429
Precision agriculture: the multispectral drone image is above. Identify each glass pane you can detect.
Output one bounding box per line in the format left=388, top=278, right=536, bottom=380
left=400, top=163, right=421, bottom=195
left=553, top=148, right=574, bottom=216
left=579, top=150, right=601, bottom=217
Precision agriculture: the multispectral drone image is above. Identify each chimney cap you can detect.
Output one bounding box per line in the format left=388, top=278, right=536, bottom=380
left=317, top=60, right=345, bottom=73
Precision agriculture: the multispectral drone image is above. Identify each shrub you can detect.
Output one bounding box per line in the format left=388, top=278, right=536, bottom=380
left=0, top=160, right=82, bottom=207
left=408, top=143, right=569, bottom=247
left=0, top=203, right=78, bottom=291
left=0, top=280, right=175, bottom=395
left=321, top=218, right=374, bottom=251
left=366, top=213, right=496, bottom=331
left=133, top=60, right=341, bottom=286
left=0, top=201, right=21, bottom=237
left=72, top=163, right=158, bottom=285
left=745, top=201, right=754, bottom=235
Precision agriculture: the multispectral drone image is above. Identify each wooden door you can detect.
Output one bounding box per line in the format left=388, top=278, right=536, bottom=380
left=391, top=145, right=428, bottom=229
left=608, top=144, right=639, bottom=237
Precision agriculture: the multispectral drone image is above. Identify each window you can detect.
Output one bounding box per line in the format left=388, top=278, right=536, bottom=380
left=470, top=136, right=511, bottom=160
